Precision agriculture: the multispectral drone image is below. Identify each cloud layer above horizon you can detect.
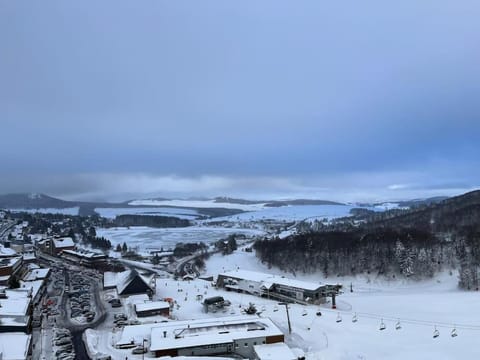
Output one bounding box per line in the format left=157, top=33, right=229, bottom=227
left=1, top=0, right=479, bottom=201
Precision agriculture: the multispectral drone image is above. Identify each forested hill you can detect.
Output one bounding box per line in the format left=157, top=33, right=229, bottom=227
left=360, top=190, right=480, bottom=232
left=254, top=190, right=480, bottom=289
left=112, top=214, right=191, bottom=228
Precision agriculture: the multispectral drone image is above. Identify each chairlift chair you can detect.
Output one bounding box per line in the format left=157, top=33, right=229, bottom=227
left=273, top=305, right=279, bottom=312
left=379, top=319, right=386, bottom=331
left=433, top=326, right=440, bottom=338
left=302, top=309, right=308, bottom=316
left=336, top=313, right=342, bottom=323
left=451, top=326, right=458, bottom=338
left=395, top=320, right=402, bottom=330
left=352, top=313, right=358, bottom=323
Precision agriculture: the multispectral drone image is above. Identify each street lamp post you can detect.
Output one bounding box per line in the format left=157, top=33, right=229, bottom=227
left=142, top=338, right=147, bottom=360
left=278, top=302, right=292, bottom=334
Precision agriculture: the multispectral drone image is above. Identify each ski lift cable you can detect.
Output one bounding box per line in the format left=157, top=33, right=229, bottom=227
left=317, top=308, right=480, bottom=331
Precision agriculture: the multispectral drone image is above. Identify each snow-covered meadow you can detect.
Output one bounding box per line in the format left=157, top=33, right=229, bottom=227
left=96, top=226, right=265, bottom=253
left=206, top=204, right=361, bottom=223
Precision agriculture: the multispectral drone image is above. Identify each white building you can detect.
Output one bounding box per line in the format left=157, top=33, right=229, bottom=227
left=217, top=269, right=341, bottom=304
left=148, top=315, right=285, bottom=358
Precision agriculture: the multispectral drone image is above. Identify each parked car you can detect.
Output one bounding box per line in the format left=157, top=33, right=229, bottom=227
left=55, top=338, right=72, bottom=346
left=114, top=313, right=127, bottom=320
left=132, top=346, right=147, bottom=354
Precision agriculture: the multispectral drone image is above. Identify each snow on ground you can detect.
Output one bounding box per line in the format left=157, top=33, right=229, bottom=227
left=204, top=205, right=367, bottom=223
left=373, top=202, right=409, bottom=211
left=96, top=226, right=265, bottom=253
left=8, top=207, right=80, bottom=215
left=85, top=246, right=480, bottom=359
left=128, top=199, right=268, bottom=211
left=202, top=250, right=480, bottom=360
left=148, top=274, right=480, bottom=360
left=95, top=207, right=199, bottom=220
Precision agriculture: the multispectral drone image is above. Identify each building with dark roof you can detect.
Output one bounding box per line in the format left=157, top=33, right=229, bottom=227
left=104, top=269, right=154, bottom=297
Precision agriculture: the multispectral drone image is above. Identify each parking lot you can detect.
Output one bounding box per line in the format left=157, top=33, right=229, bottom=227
left=32, top=258, right=106, bottom=360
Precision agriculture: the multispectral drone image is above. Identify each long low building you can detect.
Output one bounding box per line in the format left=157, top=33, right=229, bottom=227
left=62, top=248, right=107, bottom=268
left=115, top=315, right=286, bottom=359
left=135, top=300, right=170, bottom=317
left=149, top=316, right=284, bottom=358
left=0, top=288, right=33, bottom=333
left=217, top=270, right=341, bottom=304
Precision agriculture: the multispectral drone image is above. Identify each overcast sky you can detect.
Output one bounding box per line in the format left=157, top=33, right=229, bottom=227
left=1, top=0, right=479, bottom=202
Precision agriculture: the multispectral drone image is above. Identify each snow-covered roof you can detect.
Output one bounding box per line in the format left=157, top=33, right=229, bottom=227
left=103, top=271, right=119, bottom=289
left=0, top=333, right=31, bottom=360
left=149, top=315, right=283, bottom=352
left=135, top=301, right=170, bottom=313
left=0, top=244, right=17, bottom=257
left=23, top=268, right=50, bottom=281
left=104, top=270, right=154, bottom=294
left=0, top=256, right=22, bottom=269
left=220, top=269, right=324, bottom=292
left=253, top=343, right=298, bottom=360
left=19, top=280, right=44, bottom=300
left=22, top=253, right=36, bottom=261
left=53, top=237, right=74, bottom=248
left=0, top=288, right=31, bottom=317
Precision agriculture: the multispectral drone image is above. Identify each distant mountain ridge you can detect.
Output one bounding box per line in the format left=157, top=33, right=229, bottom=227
left=0, top=193, right=74, bottom=209
left=213, top=196, right=344, bottom=206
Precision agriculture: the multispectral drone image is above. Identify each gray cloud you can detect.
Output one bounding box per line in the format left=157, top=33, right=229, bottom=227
left=1, top=1, right=479, bottom=201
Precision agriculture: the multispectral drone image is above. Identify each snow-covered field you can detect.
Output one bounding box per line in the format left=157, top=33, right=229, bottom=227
left=94, top=207, right=200, bottom=220
left=96, top=226, right=265, bottom=252
left=207, top=204, right=361, bottom=223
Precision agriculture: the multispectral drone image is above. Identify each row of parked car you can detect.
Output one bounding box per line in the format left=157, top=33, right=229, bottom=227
left=69, top=274, right=95, bottom=322
left=53, top=327, right=75, bottom=360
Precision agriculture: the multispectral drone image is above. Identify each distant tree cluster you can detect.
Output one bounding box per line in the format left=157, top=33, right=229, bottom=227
left=215, top=235, right=238, bottom=255
left=84, top=236, right=112, bottom=250
left=113, top=215, right=190, bottom=228
left=173, top=242, right=207, bottom=257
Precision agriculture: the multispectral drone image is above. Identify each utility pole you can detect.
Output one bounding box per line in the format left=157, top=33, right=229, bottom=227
left=142, top=338, right=147, bottom=360
left=278, top=302, right=292, bottom=334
